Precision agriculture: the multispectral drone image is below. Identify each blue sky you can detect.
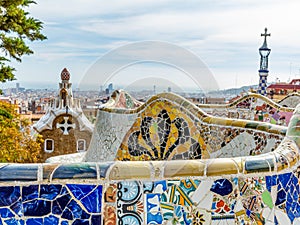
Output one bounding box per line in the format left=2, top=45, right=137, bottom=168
left=3, top=0, right=300, bottom=91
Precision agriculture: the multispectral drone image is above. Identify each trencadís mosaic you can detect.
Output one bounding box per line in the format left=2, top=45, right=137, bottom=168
left=1, top=91, right=300, bottom=224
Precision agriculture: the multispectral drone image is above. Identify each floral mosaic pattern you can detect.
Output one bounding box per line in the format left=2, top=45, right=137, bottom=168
left=117, top=101, right=204, bottom=161
left=116, top=99, right=284, bottom=161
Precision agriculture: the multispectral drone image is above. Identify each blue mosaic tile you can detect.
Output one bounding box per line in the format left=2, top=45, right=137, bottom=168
left=61, top=207, right=73, bottom=220
left=52, top=201, right=62, bottom=215
left=287, top=192, right=293, bottom=204
left=23, top=200, right=51, bottom=216
left=210, top=179, right=233, bottom=196
left=146, top=193, right=163, bottom=224
left=44, top=216, right=59, bottom=225
left=80, top=185, right=102, bottom=213
left=278, top=172, right=293, bottom=188
left=22, top=186, right=38, bottom=201
left=66, top=184, right=95, bottom=200
left=52, top=164, right=97, bottom=179
left=0, top=186, right=20, bottom=207
left=91, top=215, right=101, bottom=225
left=293, top=188, right=299, bottom=201
left=293, top=174, right=298, bottom=184
left=154, top=180, right=167, bottom=192
left=71, top=219, right=89, bottom=225
left=4, top=218, right=24, bottom=225
left=52, top=194, right=71, bottom=215
left=40, top=185, right=62, bottom=200
left=11, top=201, right=22, bottom=217
left=60, top=221, right=68, bottom=225
left=60, top=186, right=68, bottom=195
left=0, top=208, right=14, bottom=218
left=274, top=172, right=300, bottom=223
left=290, top=183, right=295, bottom=193
left=275, top=189, right=286, bottom=206
left=62, top=200, right=90, bottom=220
left=146, top=211, right=163, bottom=225
left=26, top=218, right=42, bottom=225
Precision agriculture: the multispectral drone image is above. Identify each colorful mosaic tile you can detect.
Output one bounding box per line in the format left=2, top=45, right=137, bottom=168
left=116, top=97, right=285, bottom=161
left=198, top=93, right=294, bottom=126
left=0, top=92, right=299, bottom=224
left=0, top=184, right=102, bottom=225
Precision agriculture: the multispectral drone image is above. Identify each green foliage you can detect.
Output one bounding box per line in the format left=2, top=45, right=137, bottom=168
left=0, top=101, right=43, bottom=163
left=0, top=0, right=46, bottom=82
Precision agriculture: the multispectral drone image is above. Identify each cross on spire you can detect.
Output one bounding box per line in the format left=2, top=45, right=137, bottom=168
left=56, top=116, right=76, bottom=135
left=261, top=28, right=271, bottom=43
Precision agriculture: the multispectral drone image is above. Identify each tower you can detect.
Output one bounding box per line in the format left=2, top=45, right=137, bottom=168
left=33, top=68, right=94, bottom=162
left=258, top=28, right=271, bottom=95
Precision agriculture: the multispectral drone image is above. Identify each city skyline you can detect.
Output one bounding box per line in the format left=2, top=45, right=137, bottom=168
left=2, top=0, right=300, bottom=91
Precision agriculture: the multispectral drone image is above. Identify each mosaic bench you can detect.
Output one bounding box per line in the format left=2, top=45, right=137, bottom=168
left=278, top=92, right=300, bottom=108
left=197, top=92, right=294, bottom=126
left=1, top=92, right=300, bottom=225
left=84, top=92, right=287, bottom=161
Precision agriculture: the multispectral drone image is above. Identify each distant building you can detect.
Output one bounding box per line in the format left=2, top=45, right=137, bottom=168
left=108, top=83, right=113, bottom=92
left=267, top=79, right=300, bottom=101
left=33, top=68, right=94, bottom=162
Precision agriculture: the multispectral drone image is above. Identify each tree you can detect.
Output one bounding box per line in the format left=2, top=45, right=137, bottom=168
left=0, top=101, right=43, bottom=162
left=0, top=0, right=46, bottom=84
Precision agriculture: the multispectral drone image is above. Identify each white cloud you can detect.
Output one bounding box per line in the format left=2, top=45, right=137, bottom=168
left=13, top=0, right=300, bottom=89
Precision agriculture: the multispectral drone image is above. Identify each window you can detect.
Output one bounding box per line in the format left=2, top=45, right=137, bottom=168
left=77, top=139, right=86, bottom=152
left=44, top=139, right=54, bottom=152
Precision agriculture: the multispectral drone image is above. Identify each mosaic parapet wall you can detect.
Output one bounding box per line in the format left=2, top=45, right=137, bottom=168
left=8, top=92, right=298, bottom=224
left=0, top=107, right=299, bottom=224
left=278, top=92, right=300, bottom=108
left=85, top=92, right=286, bottom=162
left=198, top=93, right=294, bottom=126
